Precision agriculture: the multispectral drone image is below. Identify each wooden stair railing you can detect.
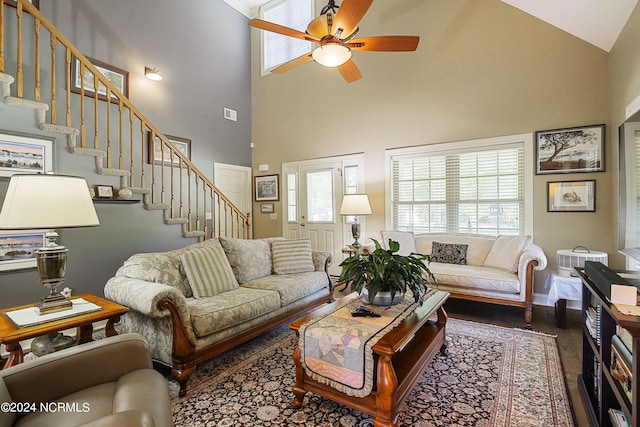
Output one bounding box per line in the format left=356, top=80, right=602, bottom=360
left=0, top=0, right=251, bottom=240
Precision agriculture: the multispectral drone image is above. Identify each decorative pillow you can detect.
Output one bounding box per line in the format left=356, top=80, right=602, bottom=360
left=483, top=235, right=533, bottom=273
left=180, top=246, right=238, bottom=298
left=431, top=241, right=468, bottom=265
left=219, top=237, right=272, bottom=283
left=271, top=239, right=315, bottom=275
left=380, top=230, right=416, bottom=255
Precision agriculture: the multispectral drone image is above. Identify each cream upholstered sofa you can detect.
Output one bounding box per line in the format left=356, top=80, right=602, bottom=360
left=104, top=237, right=333, bottom=397
left=0, top=333, right=172, bottom=427
left=364, top=231, right=547, bottom=326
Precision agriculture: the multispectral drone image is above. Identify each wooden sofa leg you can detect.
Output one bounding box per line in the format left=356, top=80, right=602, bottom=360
left=524, top=302, right=533, bottom=329
left=173, top=357, right=196, bottom=398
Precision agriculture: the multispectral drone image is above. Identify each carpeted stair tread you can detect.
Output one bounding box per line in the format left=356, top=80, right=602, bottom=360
left=4, top=96, right=48, bottom=112
left=145, top=203, right=171, bottom=210
left=165, top=217, right=189, bottom=225
left=68, top=147, right=107, bottom=157
left=97, top=167, right=130, bottom=177
left=40, top=123, right=79, bottom=136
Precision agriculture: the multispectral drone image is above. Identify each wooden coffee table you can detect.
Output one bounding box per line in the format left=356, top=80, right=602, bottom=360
left=289, top=290, right=449, bottom=427
left=0, top=294, right=128, bottom=369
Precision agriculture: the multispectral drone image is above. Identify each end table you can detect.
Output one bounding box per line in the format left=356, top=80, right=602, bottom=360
left=0, top=294, right=128, bottom=369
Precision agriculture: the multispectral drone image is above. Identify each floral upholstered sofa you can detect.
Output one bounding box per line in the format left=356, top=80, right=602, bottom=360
left=364, top=230, right=547, bottom=327
left=104, top=237, right=333, bottom=396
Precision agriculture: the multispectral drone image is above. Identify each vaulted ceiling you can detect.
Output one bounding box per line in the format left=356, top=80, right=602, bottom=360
left=224, top=0, right=638, bottom=52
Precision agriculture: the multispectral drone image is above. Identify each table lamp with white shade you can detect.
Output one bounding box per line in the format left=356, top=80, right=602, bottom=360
left=0, top=174, right=100, bottom=314
left=339, top=194, right=372, bottom=248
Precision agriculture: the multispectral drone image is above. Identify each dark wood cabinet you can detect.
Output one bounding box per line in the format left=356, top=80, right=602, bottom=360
left=577, top=268, right=640, bottom=427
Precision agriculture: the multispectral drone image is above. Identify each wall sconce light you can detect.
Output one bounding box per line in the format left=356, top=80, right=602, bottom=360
left=145, top=67, right=163, bottom=81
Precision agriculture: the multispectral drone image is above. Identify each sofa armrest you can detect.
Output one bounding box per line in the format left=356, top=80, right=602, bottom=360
left=312, top=251, right=332, bottom=273
left=1, top=334, right=152, bottom=405
left=518, top=243, right=547, bottom=275
left=104, top=276, right=190, bottom=320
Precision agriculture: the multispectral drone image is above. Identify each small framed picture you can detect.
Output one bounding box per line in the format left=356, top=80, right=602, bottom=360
left=95, top=185, right=114, bottom=199
left=260, top=203, right=274, bottom=213
left=254, top=174, right=279, bottom=201
left=536, top=124, right=605, bottom=174
left=547, top=180, right=595, bottom=212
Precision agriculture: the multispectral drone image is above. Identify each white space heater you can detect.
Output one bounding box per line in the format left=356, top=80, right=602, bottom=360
left=557, top=246, right=608, bottom=277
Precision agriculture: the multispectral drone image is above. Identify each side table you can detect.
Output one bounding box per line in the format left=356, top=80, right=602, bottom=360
left=0, top=294, right=128, bottom=369
left=544, top=270, right=582, bottom=328
left=336, top=247, right=357, bottom=292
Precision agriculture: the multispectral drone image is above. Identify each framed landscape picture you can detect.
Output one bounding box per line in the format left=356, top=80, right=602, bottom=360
left=147, top=132, right=192, bottom=166
left=0, top=131, right=54, bottom=177
left=71, top=56, right=129, bottom=102
left=547, top=180, right=596, bottom=212
left=536, top=124, right=605, bottom=174
left=255, top=174, right=279, bottom=201
left=0, top=231, right=46, bottom=272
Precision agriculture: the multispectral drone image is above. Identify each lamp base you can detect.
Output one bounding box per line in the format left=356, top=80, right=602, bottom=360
left=35, top=294, right=72, bottom=315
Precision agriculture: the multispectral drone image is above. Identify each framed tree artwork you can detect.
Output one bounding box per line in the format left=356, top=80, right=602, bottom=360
left=536, top=124, right=605, bottom=174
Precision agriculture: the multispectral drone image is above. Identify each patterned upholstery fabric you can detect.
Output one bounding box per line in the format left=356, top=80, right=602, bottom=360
left=241, top=271, right=329, bottom=306
left=219, top=237, right=273, bottom=283
left=271, top=239, right=315, bottom=275
left=119, top=252, right=192, bottom=298
left=431, top=241, right=468, bottom=265
left=187, top=288, right=281, bottom=337
left=180, top=246, right=238, bottom=298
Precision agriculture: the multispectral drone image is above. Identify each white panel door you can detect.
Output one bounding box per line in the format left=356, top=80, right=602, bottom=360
left=214, top=163, right=252, bottom=235
left=283, top=154, right=365, bottom=276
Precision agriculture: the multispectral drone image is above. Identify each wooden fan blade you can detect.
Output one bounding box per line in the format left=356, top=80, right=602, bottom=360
left=338, top=59, right=362, bottom=83
left=346, top=36, right=420, bottom=51
left=332, top=0, right=373, bottom=38
left=248, top=19, right=320, bottom=43
left=271, top=53, right=314, bottom=74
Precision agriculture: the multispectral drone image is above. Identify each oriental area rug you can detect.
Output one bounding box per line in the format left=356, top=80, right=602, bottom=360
left=168, top=318, right=574, bottom=426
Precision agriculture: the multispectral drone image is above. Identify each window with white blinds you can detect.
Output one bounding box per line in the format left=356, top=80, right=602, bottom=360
left=260, top=0, right=314, bottom=74
left=387, top=135, right=532, bottom=236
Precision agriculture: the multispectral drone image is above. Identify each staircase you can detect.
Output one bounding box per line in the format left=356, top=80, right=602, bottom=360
left=0, top=0, right=251, bottom=241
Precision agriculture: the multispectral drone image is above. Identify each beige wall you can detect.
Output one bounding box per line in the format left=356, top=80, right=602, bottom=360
left=610, top=3, right=640, bottom=268
left=251, top=0, right=612, bottom=291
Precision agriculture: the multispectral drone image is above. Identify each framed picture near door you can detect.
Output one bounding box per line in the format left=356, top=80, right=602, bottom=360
left=254, top=174, right=279, bottom=201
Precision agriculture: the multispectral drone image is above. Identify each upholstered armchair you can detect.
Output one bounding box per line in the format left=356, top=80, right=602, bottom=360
left=0, top=333, right=172, bottom=427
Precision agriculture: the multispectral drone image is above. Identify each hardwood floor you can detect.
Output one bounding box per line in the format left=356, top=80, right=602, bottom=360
left=443, top=298, right=587, bottom=427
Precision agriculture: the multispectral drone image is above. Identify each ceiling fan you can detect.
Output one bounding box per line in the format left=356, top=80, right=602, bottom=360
left=248, top=0, right=420, bottom=83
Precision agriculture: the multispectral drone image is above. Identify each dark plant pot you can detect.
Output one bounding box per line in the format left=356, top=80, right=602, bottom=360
left=361, top=288, right=404, bottom=306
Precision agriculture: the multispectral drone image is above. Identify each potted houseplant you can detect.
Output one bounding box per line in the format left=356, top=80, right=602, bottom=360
left=338, top=238, right=436, bottom=306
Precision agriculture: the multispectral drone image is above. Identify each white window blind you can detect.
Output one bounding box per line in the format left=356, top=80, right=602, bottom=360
left=261, top=0, right=313, bottom=73
left=390, top=143, right=525, bottom=236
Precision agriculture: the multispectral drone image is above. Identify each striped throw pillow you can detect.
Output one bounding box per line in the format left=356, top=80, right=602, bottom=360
left=180, top=246, right=238, bottom=298
left=271, top=239, right=315, bottom=275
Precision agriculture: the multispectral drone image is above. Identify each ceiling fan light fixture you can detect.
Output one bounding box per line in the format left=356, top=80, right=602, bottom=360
left=312, top=44, right=351, bottom=68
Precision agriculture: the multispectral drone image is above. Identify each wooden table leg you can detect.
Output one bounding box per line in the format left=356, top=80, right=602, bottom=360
left=555, top=299, right=567, bottom=329
left=77, top=324, right=94, bottom=344
left=291, top=343, right=307, bottom=408
left=373, top=354, right=399, bottom=427
left=105, top=315, right=121, bottom=337
left=2, top=342, right=24, bottom=369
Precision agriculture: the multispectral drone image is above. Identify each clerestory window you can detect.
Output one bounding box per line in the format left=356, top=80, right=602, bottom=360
left=260, top=0, right=314, bottom=75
